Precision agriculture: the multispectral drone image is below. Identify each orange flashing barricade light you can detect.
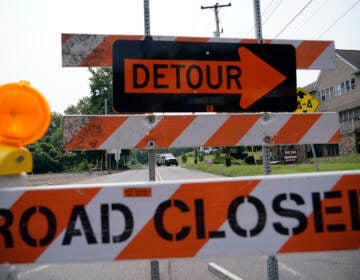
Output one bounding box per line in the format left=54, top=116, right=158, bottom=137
left=0, top=81, right=51, bottom=176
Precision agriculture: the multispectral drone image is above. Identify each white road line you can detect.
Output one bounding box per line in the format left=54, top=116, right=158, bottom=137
left=208, top=263, right=243, bottom=280
left=155, top=168, right=163, bottom=181
left=278, top=262, right=306, bottom=279
left=18, top=265, right=50, bottom=278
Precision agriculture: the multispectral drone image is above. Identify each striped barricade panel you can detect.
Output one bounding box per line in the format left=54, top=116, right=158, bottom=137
left=62, top=113, right=340, bottom=150
left=0, top=171, right=359, bottom=263
left=61, top=33, right=335, bottom=70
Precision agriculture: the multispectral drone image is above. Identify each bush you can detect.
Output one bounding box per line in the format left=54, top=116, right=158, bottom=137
left=212, top=150, right=223, bottom=164
left=244, top=155, right=256, bottom=165
left=199, top=152, right=204, bottom=162
left=79, top=161, right=90, bottom=171
left=181, top=153, right=187, bottom=164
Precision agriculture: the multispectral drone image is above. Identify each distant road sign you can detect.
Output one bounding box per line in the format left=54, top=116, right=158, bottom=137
left=296, top=87, right=320, bottom=113
left=113, top=40, right=296, bottom=113
left=1, top=171, right=359, bottom=263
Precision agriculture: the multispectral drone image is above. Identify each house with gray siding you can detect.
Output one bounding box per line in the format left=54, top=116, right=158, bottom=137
left=304, top=49, right=360, bottom=155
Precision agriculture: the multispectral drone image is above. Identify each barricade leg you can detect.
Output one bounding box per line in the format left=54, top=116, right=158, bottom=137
left=150, top=260, right=160, bottom=280
left=267, top=255, right=279, bottom=280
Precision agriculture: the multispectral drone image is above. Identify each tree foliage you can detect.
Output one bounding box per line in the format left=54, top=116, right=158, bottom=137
left=89, top=67, right=113, bottom=114
left=27, top=68, right=140, bottom=173
left=64, top=96, right=92, bottom=115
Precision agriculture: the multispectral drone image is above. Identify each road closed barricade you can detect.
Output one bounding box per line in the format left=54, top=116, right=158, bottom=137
left=62, top=112, right=340, bottom=150
left=0, top=171, right=359, bottom=263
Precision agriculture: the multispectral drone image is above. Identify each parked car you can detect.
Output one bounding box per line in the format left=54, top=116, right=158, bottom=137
left=156, top=153, right=178, bottom=166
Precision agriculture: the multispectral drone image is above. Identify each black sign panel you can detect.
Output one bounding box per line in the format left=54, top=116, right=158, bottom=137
left=113, top=40, right=296, bottom=113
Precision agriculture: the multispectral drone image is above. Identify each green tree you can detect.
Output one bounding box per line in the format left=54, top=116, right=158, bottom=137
left=27, top=112, right=87, bottom=173
left=88, top=67, right=113, bottom=114
left=62, top=69, right=114, bottom=170
left=120, top=149, right=131, bottom=168
left=28, top=142, right=62, bottom=173
left=31, top=68, right=134, bottom=173
left=88, top=67, right=132, bottom=167
left=27, top=112, right=62, bottom=173
left=64, top=96, right=92, bottom=115
left=45, top=112, right=62, bottom=138
left=45, top=112, right=63, bottom=150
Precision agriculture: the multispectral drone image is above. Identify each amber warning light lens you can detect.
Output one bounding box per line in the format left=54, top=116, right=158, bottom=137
left=0, top=81, right=51, bottom=147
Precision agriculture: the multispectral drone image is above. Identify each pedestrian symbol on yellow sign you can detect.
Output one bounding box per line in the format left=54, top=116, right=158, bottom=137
left=295, top=87, right=320, bottom=113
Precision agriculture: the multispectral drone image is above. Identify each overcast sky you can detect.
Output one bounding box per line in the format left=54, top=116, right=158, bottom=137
left=1, top=0, right=359, bottom=113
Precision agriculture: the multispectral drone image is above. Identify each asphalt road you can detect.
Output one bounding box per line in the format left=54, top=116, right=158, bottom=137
left=8, top=167, right=360, bottom=279
left=74, top=165, right=223, bottom=184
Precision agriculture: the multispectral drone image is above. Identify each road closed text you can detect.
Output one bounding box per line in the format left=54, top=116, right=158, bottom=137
left=0, top=189, right=359, bottom=248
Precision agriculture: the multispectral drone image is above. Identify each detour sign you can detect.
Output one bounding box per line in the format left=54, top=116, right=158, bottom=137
left=113, top=40, right=297, bottom=113
left=0, top=171, right=359, bottom=263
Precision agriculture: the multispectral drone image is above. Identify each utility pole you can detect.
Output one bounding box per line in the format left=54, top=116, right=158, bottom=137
left=201, top=2, right=231, bottom=38
left=202, top=2, right=232, bottom=167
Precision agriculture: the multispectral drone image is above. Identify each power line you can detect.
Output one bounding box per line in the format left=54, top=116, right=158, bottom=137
left=247, top=0, right=276, bottom=35
left=245, top=0, right=283, bottom=37
left=317, top=0, right=360, bottom=39
left=274, top=0, right=313, bottom=39
left=262, top=0, right=276, bottom=18
left=293, top=0, right=329, bottom=35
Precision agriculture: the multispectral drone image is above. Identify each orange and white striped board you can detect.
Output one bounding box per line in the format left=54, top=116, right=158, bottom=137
left=0, top=171, right=359, bottom=263
left=63, top=112, right=340, bottom=150
left=61, top=33, right=335, bottom=70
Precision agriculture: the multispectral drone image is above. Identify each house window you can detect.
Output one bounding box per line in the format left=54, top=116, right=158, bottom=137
left=351, top=78, right=356, bottom=90
left=318, top=86, right=335, bottom=101
left=336, top=85, right=341, bottom=96
left=345, top=80, right=351, bottom=92
left=318, top=89, right=324, bottom=101
left=340, top=81, right=346, bottom=94
left=330, top=86, right=335, bottom=98
left=337, top=78, right=356, bottom=96
left=354, top=109, right=359, bottom=118
left=340, top=111, right=348, bottom=121
left=330, top=78, right=356, bottom=97
left=317, top=78, right=356, bottom=103
left=340, top=107, right=360, bottom=122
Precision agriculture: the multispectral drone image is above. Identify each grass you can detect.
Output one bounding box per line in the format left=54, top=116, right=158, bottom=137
left=181, top=153, right=360, bottom=177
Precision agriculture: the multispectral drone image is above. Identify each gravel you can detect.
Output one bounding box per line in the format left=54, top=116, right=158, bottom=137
left=26, top=171, right=114, bottom=186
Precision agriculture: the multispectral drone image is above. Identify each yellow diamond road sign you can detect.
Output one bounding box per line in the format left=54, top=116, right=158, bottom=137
left=295, top=87, right=320, bottom=113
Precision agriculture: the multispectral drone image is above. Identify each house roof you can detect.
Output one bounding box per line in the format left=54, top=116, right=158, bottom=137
left=300, top=49, right=360, bottom=89
left=336, top=49, right=360, bottom=70
left=302, top=81, right=317, bottom=93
